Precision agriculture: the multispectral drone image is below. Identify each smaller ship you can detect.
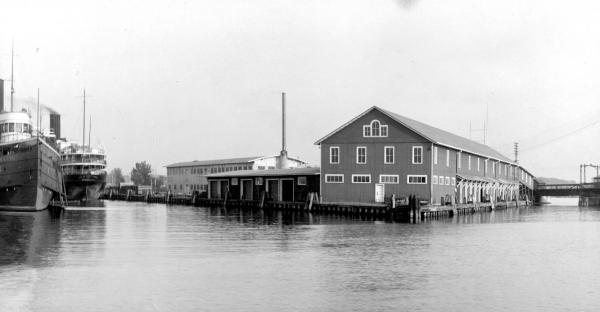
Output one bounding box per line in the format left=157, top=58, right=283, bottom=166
left=60, top=142, right=107, bottom=201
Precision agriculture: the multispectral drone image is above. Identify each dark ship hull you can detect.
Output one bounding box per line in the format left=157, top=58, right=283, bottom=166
left=0, top=138, right=63, bottom=211
left=64, top=172, right=106, bottom=201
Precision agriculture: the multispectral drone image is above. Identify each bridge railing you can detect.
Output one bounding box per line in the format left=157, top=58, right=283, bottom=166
left=535, top=183, right=596, bottom=190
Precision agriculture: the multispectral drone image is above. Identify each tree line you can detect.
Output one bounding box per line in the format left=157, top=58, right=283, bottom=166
left=107, top=161, right=165, bottom=188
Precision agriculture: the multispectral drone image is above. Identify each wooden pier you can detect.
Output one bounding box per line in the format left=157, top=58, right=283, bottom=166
left=100, top=190, right=530, bottom=223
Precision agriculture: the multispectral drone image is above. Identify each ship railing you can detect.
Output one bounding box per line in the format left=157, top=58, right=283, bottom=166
left=60, top=158, right=107, bottom=165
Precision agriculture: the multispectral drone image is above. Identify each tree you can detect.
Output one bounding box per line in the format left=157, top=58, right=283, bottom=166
left=130, top=161, right=152, bottom=186
left=107, top=168, right=125, bottom=186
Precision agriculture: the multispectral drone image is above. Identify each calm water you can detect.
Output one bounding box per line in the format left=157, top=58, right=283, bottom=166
left=1, top=200, right=599, bottom=312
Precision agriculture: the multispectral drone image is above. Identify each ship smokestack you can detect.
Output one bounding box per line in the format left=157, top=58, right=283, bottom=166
left=278, top=92, right=288, bottom=169
left=0, top=79, right=4, bottom=112
left=50, top=113, right=61, bottom=139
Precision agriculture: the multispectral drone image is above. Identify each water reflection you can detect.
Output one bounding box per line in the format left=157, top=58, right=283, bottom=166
left=1, top=202, right=599, bottom=312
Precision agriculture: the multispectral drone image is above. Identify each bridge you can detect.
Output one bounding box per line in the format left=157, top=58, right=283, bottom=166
left=534, top=183, right=600, bottom=197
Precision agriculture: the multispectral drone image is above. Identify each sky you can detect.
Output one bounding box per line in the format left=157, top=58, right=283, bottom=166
left=1, top=0, right=599, bottom=181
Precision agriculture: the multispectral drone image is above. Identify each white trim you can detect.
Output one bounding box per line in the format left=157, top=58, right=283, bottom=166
left=379, top=174, right=399, bottom=184
left=381, top=125, right=388, bottom=137
left=446, top=149, right=450, bottom=167
left=412, top=146, right=423, bottom=164
left=407, top=174, right=428, bottom=184
left=432, top=175, right=438, bottom=184
left=363, top=125, right=371, bottom=137
left=468, top=155, right=471, bottom=170
left=329, top=146, right=340, bottom=164
left=445, top=176, right=450, bottom=185
left=384, top=146, right=394, bottom=164
left=351, top=174, right=371, bottom=183
left=356, top=146, right=367, bottom=164
left=433, top=146, right=438, bottom=165
left=457, top=152, right=461, bottom=169
left=325, top=174, right=344, bottom=183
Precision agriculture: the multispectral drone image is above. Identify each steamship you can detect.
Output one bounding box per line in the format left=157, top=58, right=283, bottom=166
left=0, top=79, right=64, bottom=211
left=58, top=91, right=107, bottom=202
left=59, top=142, right=107, bottom=201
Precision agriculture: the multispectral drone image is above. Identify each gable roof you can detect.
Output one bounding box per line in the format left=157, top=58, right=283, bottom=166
left=165, top=156, right=263, bottom=168
left=314, top=106, right=514, bottom=164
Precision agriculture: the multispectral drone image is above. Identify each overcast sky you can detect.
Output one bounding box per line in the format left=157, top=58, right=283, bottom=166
left=1, top=0, right=599, bottom=180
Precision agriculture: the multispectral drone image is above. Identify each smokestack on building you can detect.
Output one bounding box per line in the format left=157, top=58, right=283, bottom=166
left=50, top=114, right=61, bottom=139
left=277, top=92, right=289, bottom=169
left=0, top=79, right=4, bottom=112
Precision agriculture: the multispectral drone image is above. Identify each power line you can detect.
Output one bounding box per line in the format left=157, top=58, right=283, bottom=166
left=520, top=119, right=600, bottom=153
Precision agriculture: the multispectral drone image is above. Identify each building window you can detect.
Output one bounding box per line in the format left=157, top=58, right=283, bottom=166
left=432, top=175, right=438, bottom=184
left=434, top=146, right=438, bottom=165
left=492, top=162, right=495, bottom=175
left=446, top=149, right=450, bottom=167
left=363, top=125, right=371, bottom=137
left=232, top=178, right=238, bottom=186
left=407, top=175, right=427, bottom=184
left=477, top=158, right=480, bottom=172
left=256, top=177, right=263, bottom=185
left=298, top=176, right=307, bottom=185
left=457, top=152, right=461, bottom=169
left=379, top=175, right=399, bottom=184
left=412, top=146, right=423, bottom=164
left=356, top=146, right=367, bottom=164
left=445, top=176, right=450, bottom=185
left=258, top=166, right=266, bottom=170
left=330, top=146, right=339, bottom=164
left=362, top=120, right=388, bottom=137
left=325, top=174, right=344, bottom=183
left=352, top=174, right=371, bottom=183
left=451, top=177, right=456, bottom=186
left=384, top=146, right=394, bottom=164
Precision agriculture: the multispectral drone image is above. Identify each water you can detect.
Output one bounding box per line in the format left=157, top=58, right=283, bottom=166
left=1, top=201, right=599, bottom=312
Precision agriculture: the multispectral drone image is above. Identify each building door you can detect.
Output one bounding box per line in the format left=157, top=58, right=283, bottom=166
left=375, top=184, right=385, bottom=203
left=209, top=181, right=219, bottom=199
left=220, top=180, right=229, bottom=199
left=267, top=179, right=279, bottom=201
left=241, top=179, right=253, bottom=200
left=281, top=179, right=294, bottom=202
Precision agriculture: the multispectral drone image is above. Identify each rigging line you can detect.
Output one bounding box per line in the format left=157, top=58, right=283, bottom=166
left=520, top=119, right=600, bottom=153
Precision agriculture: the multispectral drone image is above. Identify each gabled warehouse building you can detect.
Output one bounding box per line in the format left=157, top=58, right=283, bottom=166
left=315, top=106, right=534, bottom=205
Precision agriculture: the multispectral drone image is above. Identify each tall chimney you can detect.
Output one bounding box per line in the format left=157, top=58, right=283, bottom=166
left=0, top=79, right=4, bottom=112
left=50, top=114, right=61, bottom=139
left=278, top=92, right=288, bottom=169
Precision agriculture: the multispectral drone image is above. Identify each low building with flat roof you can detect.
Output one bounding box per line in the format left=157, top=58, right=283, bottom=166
left=206, top=167, right=320, bottom=202
left=166, top=155, right=307, bottom=195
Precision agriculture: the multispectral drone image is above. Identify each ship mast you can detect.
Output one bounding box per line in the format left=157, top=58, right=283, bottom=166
left=10, top=40, right=15, bottom=112
left=82, top=89, right=86, bottom=150
left=88, top=116, right=91, bottom=150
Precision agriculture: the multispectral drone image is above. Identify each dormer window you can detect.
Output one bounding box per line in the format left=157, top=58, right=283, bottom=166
left=363, top=120, right=388, bottom=137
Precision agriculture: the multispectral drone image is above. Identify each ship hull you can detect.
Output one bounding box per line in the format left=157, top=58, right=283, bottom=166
left=0, top=138, right=63, bottom=211
left=64, top=173, right=106, bottom=201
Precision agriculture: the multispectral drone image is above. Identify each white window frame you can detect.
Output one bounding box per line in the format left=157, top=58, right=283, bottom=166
left=432, top=175, right=438, bottom=185
left=492, top=162, right=495, bottom=175
left=446, top=149, right=450, bottom=167
left=412, top=146, right=423, bottom=164
left=407, top=175, right=428, bottom=184
left=457, top=152, right=461, bottom=169
left=445, top=176, right=450, bottom=185
left=384, top=146, right=394, bottom=164
left=451, top=177, right=456, bottom=186
left=379, top=174, right=399, bottom=184
left=256, top=177, right=263, bottom=185
left=325, top=174, right=344, bottom=183
left=329, top=146, right=340, bottom=164
left=477, top=157, right=480, bottom=172
left=297, top=176, right=307, bottom=185
left=352, top=174, right=371, bottom=183
left=363, top=125, right=371, bottom=137
left=362, top=119, right=388, bottom=138
left=468, top=155, right=471, bottom=170
left=356, top=146, right=367, bottom=164
left=434, top=146, right=438, bottom=165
